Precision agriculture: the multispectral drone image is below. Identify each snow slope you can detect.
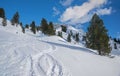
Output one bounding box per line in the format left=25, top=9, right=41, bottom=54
left=0, top=18, right=120, bottom=76
left=56, top=25, right=85, bottom=46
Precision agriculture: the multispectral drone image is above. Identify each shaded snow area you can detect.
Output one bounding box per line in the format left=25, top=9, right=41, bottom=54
left=0, top=19, right=120, bottom=76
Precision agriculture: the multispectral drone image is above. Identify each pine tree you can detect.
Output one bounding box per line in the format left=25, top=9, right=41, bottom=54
left=61, top=25, right=67, bottom=32
left=36, top=26, right=40, bottom=32
left=30, top=21, right=36, bottom=34
left=22, top=27, right=25, bottom=33
left=0, top=8, right=5, bottom=18
left=58, top=31, right=62, bottom=38
left=41, top=18, right=48, bottom=34
left=67, top=34, right=71, bottom=42
left=114, top=38, right=117, bottom=43
left=25, top=24, right=29, bottom=29
left=70, top=30, right=73, bottom=36
left=11, top=12, right=19, bottom=26
left=2, top=17, right=7, bottom=26
left=20, top=22, right=25, bottom=33
left=75, top=33, right=79, bottom=42
left=114, top=43, right=117, bottom=49
left=20, top=22, right=23, bottom=27
left=47, top=22, right=55, bottom=35
left=86, top=13, right=111, bottom=55
left=118, top=39, right=120, bottom=44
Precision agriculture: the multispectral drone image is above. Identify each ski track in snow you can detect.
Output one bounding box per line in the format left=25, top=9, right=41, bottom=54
left=0, top=35, right=66, bottom=76
left=28, top=39, right=64, bottom=76
left=30, top=54, right=63, bottom=76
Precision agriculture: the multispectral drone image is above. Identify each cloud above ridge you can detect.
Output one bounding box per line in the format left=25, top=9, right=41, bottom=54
left=60, top=0, right=112, bottom=25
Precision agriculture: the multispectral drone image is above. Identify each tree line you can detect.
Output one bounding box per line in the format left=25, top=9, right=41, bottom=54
left=0, top=8, right=55, bottom=35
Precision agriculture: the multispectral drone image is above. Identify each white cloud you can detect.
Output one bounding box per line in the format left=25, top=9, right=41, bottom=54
left=53, top=7, right=60, bottom=16
left=96, top=7, right=112, bottom=15
left=60, top=0, right=112, bottom=25
left=60, top=0, right=73, bottom=7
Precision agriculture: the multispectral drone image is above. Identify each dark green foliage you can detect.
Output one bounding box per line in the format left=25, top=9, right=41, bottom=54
left=113, top=38, right=120, bottom=44
left=118, top=39, right=120, bottom=44
left=30, top=21, right=36, bottom=34
left=40, top=18, right=55, bottom=35
left=20, top=22, right=25, bottom=33
left=61, top=25, right=67, bottom=32
left=58, top=31, right=62, bottom=38
left=73, top=35, right=75, bottom=39
left=36, top=26, right=41, bottom=32
left=2, top=17, right=7, bottom=26
left=75, top=33, right=79, bottom=42
left=47, top=22, right=55, bottom=35
left=1, top=8, right=6, bottom=26
left=114, top=38, right=117, bottom=42
left=11, top=12, right=19, bottom=26
left=25, top=24, right=29, bottom=29
left=114, top=43, right=117, bottom=49
left=82, top=36, right=86, bottom=41
left=0, top=8, right=5, bottom=18
left=41, top=18, right=48, bottom=34
left=20, top=22, right=23, bottom=27
left=70, top=30, right=73, bottom=36
left=22, top=27, right=25, bottom=33
left=67, top=34, right=71, bottom=42
left=86, top=13, right=111, bottom=55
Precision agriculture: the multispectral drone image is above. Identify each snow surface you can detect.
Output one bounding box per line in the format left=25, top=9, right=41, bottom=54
left=0, top=18, right=120, bottom=76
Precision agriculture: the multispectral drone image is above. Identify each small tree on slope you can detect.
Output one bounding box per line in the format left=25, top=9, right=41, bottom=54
left=75, top=33, right=79, bottom=42
left=11, top=12, right=19, bottom=26
left=2, top=17, right=7, bottom=26
left=41, top=18, right=48, bottom=34
left=20, top=22, right=25, bottom=33
left=30, top=21, right=36, bottom=34
left=47, top=22, right=55, bottom=35
left=86, top=14, right=111, bottom=55
left=58, top=31, right=62, bottom=38
left=0, top=8, right=5, bottom=18
left=67, top=34, right=71, bottom=42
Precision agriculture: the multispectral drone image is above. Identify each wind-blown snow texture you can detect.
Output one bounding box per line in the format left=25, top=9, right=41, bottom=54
left=0, top=18, right=120, bottom=76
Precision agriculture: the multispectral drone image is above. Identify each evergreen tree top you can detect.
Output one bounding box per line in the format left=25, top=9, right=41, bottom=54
left=91, top=13, right=101, bottom=23
left=0, top=8, right=5, bottom=18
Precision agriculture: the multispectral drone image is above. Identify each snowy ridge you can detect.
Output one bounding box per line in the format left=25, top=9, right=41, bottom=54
left=56, top=25, right=85, bottom=46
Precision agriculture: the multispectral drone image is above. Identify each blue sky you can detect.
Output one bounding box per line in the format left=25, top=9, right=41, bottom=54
left=0, top=0, right=120, bottom=38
